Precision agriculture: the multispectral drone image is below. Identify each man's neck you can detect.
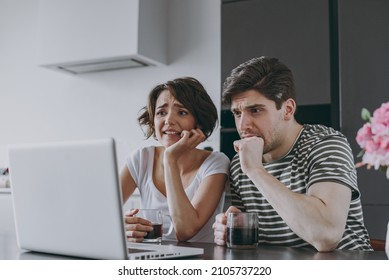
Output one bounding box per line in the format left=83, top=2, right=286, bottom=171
left=262, top=121, right=303, bottom=163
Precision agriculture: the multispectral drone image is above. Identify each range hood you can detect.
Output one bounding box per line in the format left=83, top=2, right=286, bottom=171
left=38, top=0, right=168, bottom=74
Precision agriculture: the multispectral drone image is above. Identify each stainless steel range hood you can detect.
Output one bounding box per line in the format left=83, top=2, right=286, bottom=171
left=38, top=0, right=167, bottom=74
left=50, top=56, right=152, bottom=74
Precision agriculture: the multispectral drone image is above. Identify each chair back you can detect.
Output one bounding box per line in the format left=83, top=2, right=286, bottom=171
left=370, top=239, right=386, bottom=251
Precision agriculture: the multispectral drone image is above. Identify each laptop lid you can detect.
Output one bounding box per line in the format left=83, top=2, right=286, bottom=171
left=8, top=138, right=203, bottom=260
left=9, top=138, right=128, bottom=259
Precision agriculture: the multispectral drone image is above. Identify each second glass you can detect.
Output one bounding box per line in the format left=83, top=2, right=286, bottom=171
left=226, top=212, right=258, bottom=249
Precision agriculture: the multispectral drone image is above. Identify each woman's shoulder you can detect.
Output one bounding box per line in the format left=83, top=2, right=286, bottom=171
left=200, top=150, right=230, bottom=173
left=129, top=146, right=156, bottom=161
left=207, top=150, right=230, bottom=163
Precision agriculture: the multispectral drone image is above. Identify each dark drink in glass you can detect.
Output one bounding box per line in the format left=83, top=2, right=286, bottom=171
left=226, top=212, right=258, bottom=249
left=144, top=223, right=163, bottom=242
left=227, top=227, right=258, bottom=248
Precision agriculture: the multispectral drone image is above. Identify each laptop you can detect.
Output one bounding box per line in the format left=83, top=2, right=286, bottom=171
left=8, top=138, right=203, bottom=260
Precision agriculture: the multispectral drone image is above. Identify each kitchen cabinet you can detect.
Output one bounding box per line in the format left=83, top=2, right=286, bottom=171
left=338, top=0, right=389, bottom=239
left=221, top=0, right=331, bottom=107
left=0, top=193, right=15, bottom=234
left=221, top=0, right=332, bottom=159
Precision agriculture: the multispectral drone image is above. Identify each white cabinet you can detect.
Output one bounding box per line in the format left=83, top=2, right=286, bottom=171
left=0, top=193, right=15, bottom=234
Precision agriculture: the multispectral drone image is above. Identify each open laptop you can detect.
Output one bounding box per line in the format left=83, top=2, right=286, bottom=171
left=8, top=138, right=203, bottom=260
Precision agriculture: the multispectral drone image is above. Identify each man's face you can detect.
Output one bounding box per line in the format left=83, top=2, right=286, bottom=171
left=230, top=90, right=286, bottom=155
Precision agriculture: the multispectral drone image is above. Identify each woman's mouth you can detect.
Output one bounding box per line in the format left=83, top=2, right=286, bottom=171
left=164, top=130, right=181, bottom=136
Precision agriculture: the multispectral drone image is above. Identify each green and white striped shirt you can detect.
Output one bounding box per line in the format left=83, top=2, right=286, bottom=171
left=230, top=124, right=372, bottom=251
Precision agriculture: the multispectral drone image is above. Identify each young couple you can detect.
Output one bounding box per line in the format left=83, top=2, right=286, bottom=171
left=121, top=57, right=372, bottom=251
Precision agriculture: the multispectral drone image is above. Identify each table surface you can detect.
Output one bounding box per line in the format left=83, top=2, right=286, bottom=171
left=1, top=232, right=387, bottom=260
left=176, top=241, right=388, bottom=260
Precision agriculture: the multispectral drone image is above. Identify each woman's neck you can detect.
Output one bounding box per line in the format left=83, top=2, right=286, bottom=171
left=156, top=146, right=210, bottom=173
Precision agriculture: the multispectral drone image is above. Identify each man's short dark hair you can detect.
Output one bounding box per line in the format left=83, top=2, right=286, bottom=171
left=222, top=56, right=296, bottom=110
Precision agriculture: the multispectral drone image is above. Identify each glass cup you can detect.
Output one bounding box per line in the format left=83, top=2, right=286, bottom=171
left=135, top=209, right=173, bottom=243
left=226, top=212, right=258, bottom=249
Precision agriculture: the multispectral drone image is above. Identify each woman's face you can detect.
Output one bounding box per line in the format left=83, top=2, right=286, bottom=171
left=154, top=90, right=197, bottom=147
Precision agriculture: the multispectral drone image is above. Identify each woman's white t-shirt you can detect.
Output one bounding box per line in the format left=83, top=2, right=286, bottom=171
left=126, top=146, right=230, bottom=243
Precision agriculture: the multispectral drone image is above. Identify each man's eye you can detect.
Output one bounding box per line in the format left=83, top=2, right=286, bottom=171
left=251, top=108, right=261, bottom=113
left=232, top=111, right=241, bottom=118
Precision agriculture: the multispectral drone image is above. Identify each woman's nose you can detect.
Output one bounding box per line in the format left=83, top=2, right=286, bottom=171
left=164, top=112, right=175, bottom=125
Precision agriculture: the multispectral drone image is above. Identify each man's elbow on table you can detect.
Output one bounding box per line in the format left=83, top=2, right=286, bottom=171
left=311, top=230, right=343, bottom=252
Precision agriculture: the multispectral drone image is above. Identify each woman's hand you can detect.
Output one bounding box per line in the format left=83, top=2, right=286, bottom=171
left=164, top=128, right=206, bottom=161
left=124, top=209, right=153, bottom=243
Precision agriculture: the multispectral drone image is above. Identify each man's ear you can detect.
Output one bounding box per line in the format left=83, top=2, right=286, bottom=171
left=283, top=98, right=296, bottom=120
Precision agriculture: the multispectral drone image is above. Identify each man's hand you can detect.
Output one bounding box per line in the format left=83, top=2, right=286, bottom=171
left=233, top=136, right=264, bottom=174
left=212, top=206, right=242, bottom=246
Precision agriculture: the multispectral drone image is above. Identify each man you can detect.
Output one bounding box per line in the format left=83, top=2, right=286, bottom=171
left=213, top=57, right=372, bottom=251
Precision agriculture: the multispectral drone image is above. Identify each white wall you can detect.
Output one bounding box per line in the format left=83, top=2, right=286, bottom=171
left=0, top=0, right=221, bottom=168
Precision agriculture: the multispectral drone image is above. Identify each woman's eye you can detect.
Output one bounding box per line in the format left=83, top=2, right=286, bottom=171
left=179, top=110, right=188, bottom=116
left=156, top=111, right=167, bottom=116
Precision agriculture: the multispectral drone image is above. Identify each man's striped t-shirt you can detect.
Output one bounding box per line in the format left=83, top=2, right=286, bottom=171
left=229, top=124, right=372, bottom=250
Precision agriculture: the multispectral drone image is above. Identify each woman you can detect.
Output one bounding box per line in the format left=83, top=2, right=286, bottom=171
left=121, top=77, right=229, bottom=243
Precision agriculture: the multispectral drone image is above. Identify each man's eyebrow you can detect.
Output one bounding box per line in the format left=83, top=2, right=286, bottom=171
left=231, top=104, right=265, bottom=112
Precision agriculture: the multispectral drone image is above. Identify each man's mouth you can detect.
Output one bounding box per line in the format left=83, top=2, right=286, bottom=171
left=240, top=133, right=258, bottom=139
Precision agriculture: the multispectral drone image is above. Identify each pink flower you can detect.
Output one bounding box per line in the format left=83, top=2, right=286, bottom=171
left=355, top=101, right=389, bottom=179
left=356, top=123, right=373, bottom=149
left=372, top=102, right=389, bottom=124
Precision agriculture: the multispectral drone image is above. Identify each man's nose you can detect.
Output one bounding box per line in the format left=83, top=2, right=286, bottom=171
left=237, top=112, right=251, bottom=130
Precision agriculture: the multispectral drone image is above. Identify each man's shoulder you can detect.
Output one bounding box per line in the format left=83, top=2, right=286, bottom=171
left=297, top=124, right=351, bottom=155
left=302, top=124, right=343, bottom=137
left=300, top=124, right=346, bottom=144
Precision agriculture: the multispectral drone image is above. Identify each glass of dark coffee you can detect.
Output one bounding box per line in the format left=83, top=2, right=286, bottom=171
left=226, top=212, right=258, bottom=249
left=136, top=209, right=172, bottom=243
